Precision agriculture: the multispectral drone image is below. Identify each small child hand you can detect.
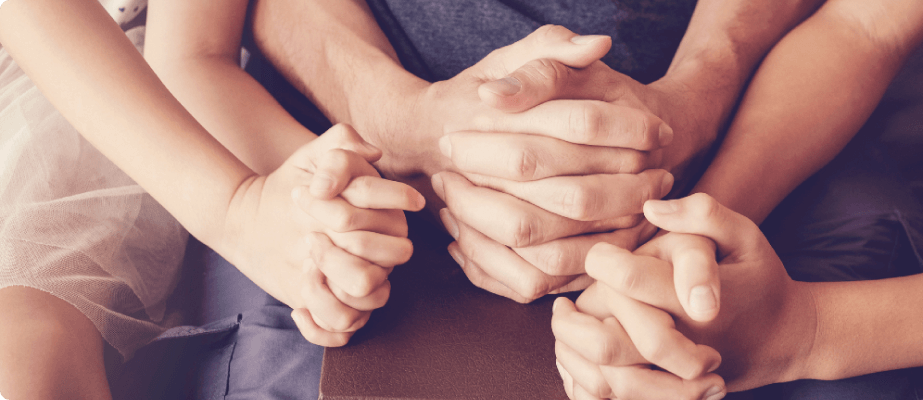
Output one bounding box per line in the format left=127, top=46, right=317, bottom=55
left=218, top=124, right=424, bottom=347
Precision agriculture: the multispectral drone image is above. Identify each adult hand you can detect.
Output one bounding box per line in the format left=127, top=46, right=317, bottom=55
left=452, top=49, right=725, bottom=197
left=553, top=193, right=818, bottom=398
left=420, top=25, right=674, bottom=302
left=220, top=124, right=425, bottom=347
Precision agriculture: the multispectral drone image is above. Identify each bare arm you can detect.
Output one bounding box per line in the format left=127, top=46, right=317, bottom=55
left=144, top=0, right=316, bottom=175
left=693, top=0, right=923, bottom=223
left=0, top=0, right=252, bottom=246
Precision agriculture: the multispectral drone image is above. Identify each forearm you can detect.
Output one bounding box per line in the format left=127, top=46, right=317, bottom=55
left=145, top=0, right=316, bottom=175
left=249, top=0, right=429, bottom=176
left=0, top=0, right=252, bottom=246
left=802, top=273, right=923, bottom=381
left=656, top=0, right=823, bottom=145
left=692, top=0, right=923, bottom=223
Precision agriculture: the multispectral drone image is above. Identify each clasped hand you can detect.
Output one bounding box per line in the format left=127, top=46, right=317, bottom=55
left=218, top=124, right=425, bottom=347
left=420, top=25, right=705, bottom=302
left=552, top=193, right=818, bottom=399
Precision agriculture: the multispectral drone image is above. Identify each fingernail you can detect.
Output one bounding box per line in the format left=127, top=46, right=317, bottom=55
left=448, top=246, right=465, bottom=268
left=312, top=174, right=334, bottom=194
left=703, top=386, right=726, bottom=400
left=690, top=285, right=718, bottom=316
left=438, top=135, right=452, bottom=158
left=291, top=186, right=305, bottom=201
left=439, top=208, right=459, bottom=239
left=570, top=34, right=607, bottom=45
left=645, top=199, right=679, bottom=215
left=431, top=173, right=446, bottom=200
left=481, top=76, right=521, bottom=97
left=659, top=124, right=674, bottom=146
left=660, top=173, right=674, bottom=197
left=552, top=297, right=561, bottom=313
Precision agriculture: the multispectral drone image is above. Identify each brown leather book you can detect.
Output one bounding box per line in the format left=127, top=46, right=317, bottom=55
left=319, top=214, right=572, bottom=400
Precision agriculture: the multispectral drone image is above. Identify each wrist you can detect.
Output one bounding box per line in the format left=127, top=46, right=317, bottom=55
left=778, top=281, right=822, bottom=383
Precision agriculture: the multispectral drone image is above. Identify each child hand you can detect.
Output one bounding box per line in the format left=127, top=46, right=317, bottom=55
left=218, top=124, right=425, bottom=347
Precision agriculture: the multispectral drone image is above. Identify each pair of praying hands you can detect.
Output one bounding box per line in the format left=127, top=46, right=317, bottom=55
left=422, top=25, right=706, bottom=303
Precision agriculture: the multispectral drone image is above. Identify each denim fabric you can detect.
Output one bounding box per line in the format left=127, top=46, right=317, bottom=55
left=111, top=261, right=325, bottom=400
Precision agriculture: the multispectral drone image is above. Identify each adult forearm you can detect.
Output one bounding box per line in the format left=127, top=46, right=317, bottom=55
left=0, top=0, right=252, bottom=246
left=803, top=274, right=923, bottom=381
left=249, top=0, right=427, bottom=164
left=663, top=0, right=823, bottom=134
left=692, top=0, right=923, bottom=223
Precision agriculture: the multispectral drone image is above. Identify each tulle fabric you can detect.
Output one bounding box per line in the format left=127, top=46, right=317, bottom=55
left=0, top=29, right=188, bottom=360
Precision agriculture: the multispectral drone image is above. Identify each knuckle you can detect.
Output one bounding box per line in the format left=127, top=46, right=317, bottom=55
left=637, top=334, right=670, bottom=364
left=350, top=176, right=375, bottom=199
left=558, top=183, right=597, bottom=220
left=567, top=104, right=601, bottom=144
left=587, top=336, right=619, bottom=365
left=634, top=114, right=657, bottom=149
left=509, top=214, right=538, bottom=248
left=520, top=280, right=547, bottom=303
left=329, top=208, right=360, bottom=232
left=508, top=147, right=539, bottom=180
left=586, top=378, right=613, bottom=399
left=530, top=242, right=567, bottom=275
left=612, top=264, right=643, bottom=294
left=620, top=151, right=646, bottom=174
left=350, top=273, right=378, bottom=298
left=689, top=192, right=720, bottom=219
left=534, top=24, right=569, bottom=43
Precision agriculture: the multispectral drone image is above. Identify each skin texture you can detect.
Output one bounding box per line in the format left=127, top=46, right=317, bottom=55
left=145, top=0, right=425, bottom=346
left=0, top=0, right=417, bottom=396
left=0, top=286, right=113, bottom=400
left=551, top=3, right=923, bottom=398
left=249, top=0, right=827, bottom=303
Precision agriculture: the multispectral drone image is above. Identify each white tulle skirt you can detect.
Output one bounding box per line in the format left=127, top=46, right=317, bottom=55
left=0, top=32, right=188, bottom=360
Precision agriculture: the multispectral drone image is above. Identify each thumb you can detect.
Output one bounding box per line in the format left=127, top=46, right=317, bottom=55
left=478, top=25, right=612, bottom=113
left=642, top=193, right=762, bottom=259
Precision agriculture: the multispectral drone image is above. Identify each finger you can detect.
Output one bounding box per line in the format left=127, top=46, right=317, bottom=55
left=479, top=58, right=610, bottom=113
left=468, top=99, right=669, bottom=151
left=600, top=364, right=726, bottom=400
left=340, top=175, right=426, bottom=211
left=483, top=25, right=612, bottom=78
left=552, top=297, right=647, bottom=367
left=309, top=148, right=381, bottom=199
left=326, top=230, right=413, bottom=268
left=661, top=234, right=721, bottom=322
left=516, top=221, right=656, bottom=277
left=600, top=287, right=721, bottom=381
left=441, top=132, right=659, bottom=182
left=447, top=243, right=533, bottom=303
left=584, top=242, right=686, bottom=317
left=556, top=359, right=578, bottom=400
left=288, top=124, right=382, bottom=173
left=433, top=171, right=626, bottom=248
left=300, top=194, right=408, bottom=237
left=643, top=193, right=764, bottom=259
left=328, top=280, right=391, bottom=312
left=291, top=308, right=353, bottom=347
left=300, top=268, right=367, bottom=333
left=307, top=232, right=390, bottom=299
left=443, top=215, right=578, bottom=303
left=572, top=384, right=606, bottom=400
left=466, top=169, right=673, bottom=221
left=555, top=340, right=615, bottom=399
